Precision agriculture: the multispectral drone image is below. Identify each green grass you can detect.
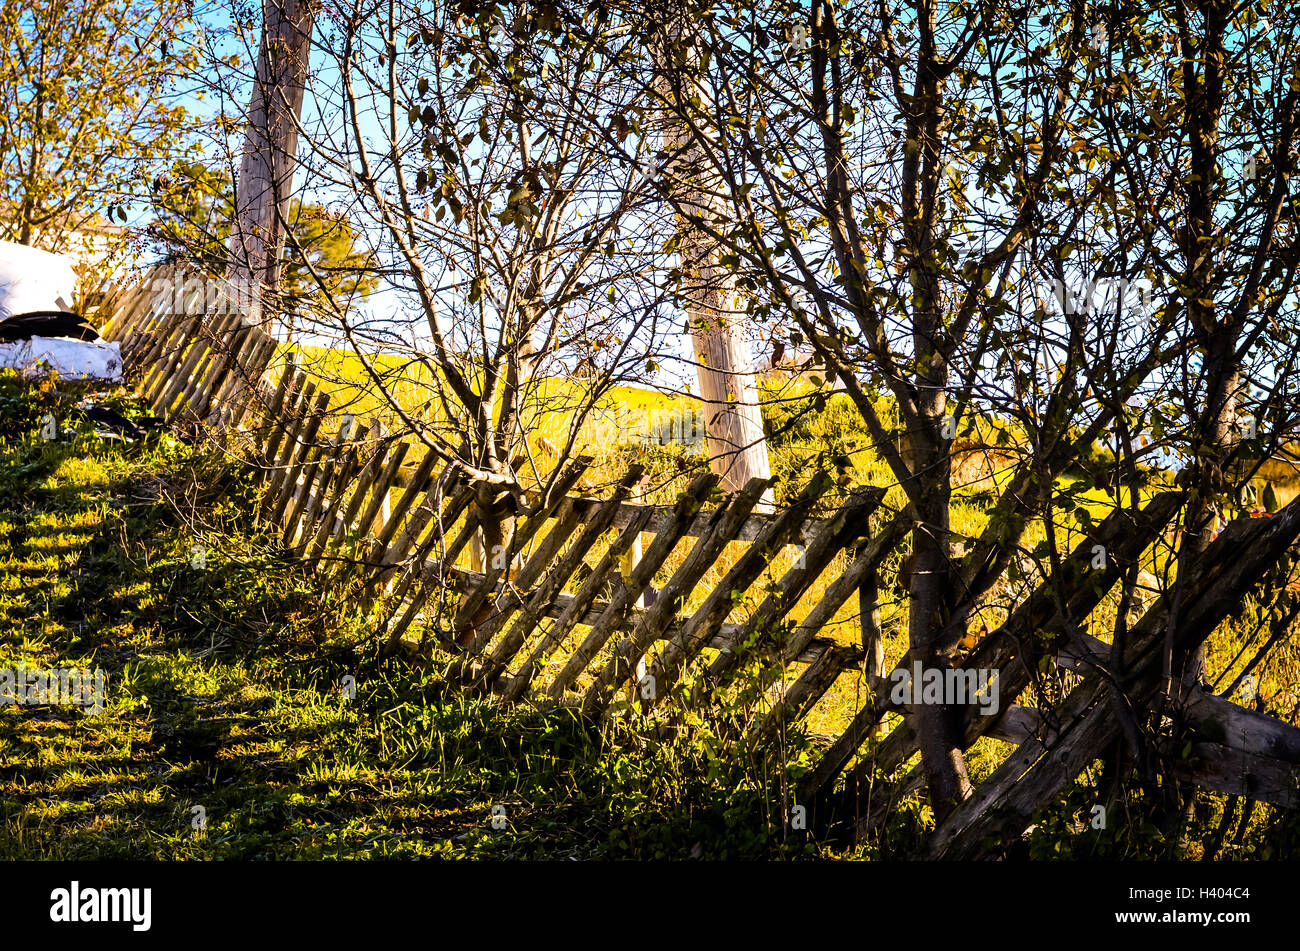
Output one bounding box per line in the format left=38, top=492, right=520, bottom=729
left=270, top=346, right=1283, bottom=779
left=3, top=368, right=1298, bottom=859
left=0, top=372, right=837, bottom=859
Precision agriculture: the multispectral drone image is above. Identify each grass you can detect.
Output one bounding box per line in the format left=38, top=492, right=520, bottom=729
left=0, top=372, right=836, bottom=859
left=273, top=347, right=1300, bottom=810
left=3, top=365, right=1299, bottom=859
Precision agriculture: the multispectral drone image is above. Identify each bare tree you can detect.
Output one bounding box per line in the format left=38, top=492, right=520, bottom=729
left=1085, top=0, right=1300, bottom=845
left=623, top=0, right=1119, bottom=819
left=238, top=0, right=683, bottom=563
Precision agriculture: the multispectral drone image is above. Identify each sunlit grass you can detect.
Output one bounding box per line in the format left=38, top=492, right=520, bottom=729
left=3, top=363, right=1297, bottom=859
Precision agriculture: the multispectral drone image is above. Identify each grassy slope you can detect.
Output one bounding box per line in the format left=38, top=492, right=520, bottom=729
left=0, top=374, right=830, bottom=859
left=223, top=348, right=1296, bottom=815
left=2, top=371, right=1297, bottom=858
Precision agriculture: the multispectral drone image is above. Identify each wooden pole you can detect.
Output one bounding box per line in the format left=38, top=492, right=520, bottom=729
left=620, top=481, right=648, bottom=701
left=656, top=5, right=773, bottom=507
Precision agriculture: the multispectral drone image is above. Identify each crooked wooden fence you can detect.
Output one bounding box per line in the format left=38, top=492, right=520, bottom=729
left=91, top=271, right=1300, bottom=855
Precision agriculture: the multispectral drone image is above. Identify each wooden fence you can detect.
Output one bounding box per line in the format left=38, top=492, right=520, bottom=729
left=91, top=271, right=1300, bottom=855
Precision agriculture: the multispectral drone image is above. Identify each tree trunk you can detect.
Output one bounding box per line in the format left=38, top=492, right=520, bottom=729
left=1171, top=0, right=1231, bottom=693
left=226, top=0, right=315, bottom=327
left=655, top=5, right=773, bottom=507
left=904, top=389, right=972, bottom=820
left=896, top=0, right=970, bottom=821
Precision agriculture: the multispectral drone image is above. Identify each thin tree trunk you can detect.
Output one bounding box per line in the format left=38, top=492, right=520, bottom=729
left=1153, top=0, right=1233, bottom=846
left=227, top=0, right=315, bottom=326
left=896, top=0, right=970, bottom=820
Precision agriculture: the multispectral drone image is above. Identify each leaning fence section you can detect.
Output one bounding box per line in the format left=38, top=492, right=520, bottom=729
left=98, top=272, right=1300, bottom=855
left=96, top=272, right=890, bottom=735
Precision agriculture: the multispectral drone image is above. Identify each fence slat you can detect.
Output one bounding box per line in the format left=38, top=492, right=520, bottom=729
left=141, top=313, right=199, bottom=405
left=700, top=488, right=886, bottom=696
left=331, top=440, right=411, bottom=583
left=263, top=385, right=319, bottom=516
left=155, top=312, right=237, bottom=417
left=581, top=476, right=773, bottom=719
left=298, top=422, right=370, bottom=560
left=454, top=500, right=584, bottom=683
left=358, top=450, right=446, bottom=585
left=283, top=416, right=353, bottom=546
left=546, top=471, right=720, bottom=701
left=174, top=313, right=243, bottom=416
left=271, top=389, right=330, bottom=527
left=507, top=505, right=658, bottom=703
left=450, top=460, right=594, bottom=660
left=261, top=380, right=318, bottom=506
left=259, top=366, right=306, bottom=473
left=315, top=426, right=390, bottom=561
left=643, top=473, right=834, bottom=716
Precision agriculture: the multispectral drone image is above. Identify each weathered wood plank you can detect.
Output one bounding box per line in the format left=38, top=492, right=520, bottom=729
left=134, top=304, right=190, bottom=372
left=142, top=313, right=200, bottom=407
left=491, top=467, right=649, bottom=699
left=300, top=423, right=370, bottom=563
left=582, top=476, right=773, bottom=720
left=271, top=390, right=331, bottom=528
left=806, top=492, right=1182, bottom=804
left=704, top=487, right=885, bottom=689
left=360, top=449, right=444, bottom=584
left=259, top=366, right=306, bottom=473
left=174, top=314, right=243, bottom=415
left=224, top=335, right=279, bottom=427
left=1171, top=741, right=1300, bottom=808
left=544, top=472, right=721, bottom=700
left=451, top=460, right=593, bottom=658
left=749, top=643, right=861, bottom=746
left=283, top=418, right=353, bottom=547
left=196, top=324, right=260, bottom=418
left=452, top=500, right=586, bottom=680
left=644, top=473, right=833, bottom=714
left=156, top=313, right=239, bottom=417
left=386, top=466, right=837, bottom=544
left=261, top=381, right=319, bottom=515
left=439, top=567, right=854, bottom=668
left=317, top=428, right=391, bottom=564
left=930, top=497, right=1300, bottom=858
left=342, top=441, right=411, bottom=567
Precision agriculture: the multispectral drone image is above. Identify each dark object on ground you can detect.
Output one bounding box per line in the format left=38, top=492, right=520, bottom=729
left=0, top=310, right=99, bottom=342
left=72, top=404, right=165, bottom=442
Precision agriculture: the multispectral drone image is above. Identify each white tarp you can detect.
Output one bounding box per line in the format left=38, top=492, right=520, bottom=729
left=0, top=336, right=122, bottom=382
left=0, top=240, right=78, bottom=320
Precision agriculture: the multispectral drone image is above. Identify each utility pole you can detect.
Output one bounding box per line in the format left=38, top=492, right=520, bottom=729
left=655, top=5, right=773, bottom=507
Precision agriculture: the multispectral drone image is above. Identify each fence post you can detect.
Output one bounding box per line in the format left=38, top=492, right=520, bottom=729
left=619, top=480, right=649, bottom=700
left=467, top=527, right=485, bottom=573
left=619, top=482, right=646, bottom=608
left=859, top=562, right=884, bottom=680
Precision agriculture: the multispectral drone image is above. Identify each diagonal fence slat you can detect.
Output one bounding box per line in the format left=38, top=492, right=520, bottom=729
left=642, top=472, right=836, bottom=718
left=546, top=472, right=722, bottom=700
left=582, top=476, right=775, bottom=719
